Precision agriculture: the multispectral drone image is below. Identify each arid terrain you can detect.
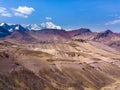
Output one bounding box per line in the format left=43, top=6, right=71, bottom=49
left=0, top=24, right=120, bottom=90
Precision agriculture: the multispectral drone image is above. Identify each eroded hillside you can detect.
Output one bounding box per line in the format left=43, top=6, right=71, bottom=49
left=0, top=40, right=120, bottom=90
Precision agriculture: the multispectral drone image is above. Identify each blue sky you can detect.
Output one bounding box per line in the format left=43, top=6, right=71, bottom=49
left=0, top=0, right=120, bottom=32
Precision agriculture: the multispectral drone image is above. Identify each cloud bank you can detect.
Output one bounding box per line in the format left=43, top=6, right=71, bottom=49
left=0, top=7, right=11, bottom=17
left=12, top=6, right=35, bottom=18
left=106, top=19, right=120, bottom=25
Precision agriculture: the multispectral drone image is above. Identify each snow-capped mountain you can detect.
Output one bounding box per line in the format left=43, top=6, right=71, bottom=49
left=24, top=24, right=41, bottom=30
left=23, top=22, right=62, bottom=30
left=0, top=23, right=11, bottom=31
left=0, top=23, right=27, bottom=32
left=41, top=22, right=62, bottom=30
left=0, top=22, right=62, bottom=31
left=0, top=23, right=10, bottom=37
left=10, top=24, right=27, bottom=32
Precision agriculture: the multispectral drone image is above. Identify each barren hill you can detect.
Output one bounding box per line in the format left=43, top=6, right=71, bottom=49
left=0, top=39, right=120, bottom=90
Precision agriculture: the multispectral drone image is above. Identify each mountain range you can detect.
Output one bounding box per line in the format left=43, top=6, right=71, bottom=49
left=0, top=22, right=120, bottom=51
left=0, top=22, right=62, bottom=31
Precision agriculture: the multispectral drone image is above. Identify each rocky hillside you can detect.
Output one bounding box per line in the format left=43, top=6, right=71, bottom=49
left=93, top=30, right=120, bottom=51
left=0, top=40, right=120, bottom=90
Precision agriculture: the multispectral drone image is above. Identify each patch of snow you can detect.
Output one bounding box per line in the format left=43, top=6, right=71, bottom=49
left=15, top=26, right=19, bottom=30
left=0, top=23, right=5, bottom=26
left=41, top=22, right=62, bottom=30
left=24, top=24, right=41, bottom=30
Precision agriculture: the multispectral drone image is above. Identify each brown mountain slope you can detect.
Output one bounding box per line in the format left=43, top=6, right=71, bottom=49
left=67, top=28, right=95, bottom=41
left=5, top=30, right=37, bottom=43
left=93, top=30, right=120, bottom=51
left=4, top=29, right=71, bottom=44
left=28, top=29, right=71, bottom=43
left=0, top=40, right=120, bottom=90
left=2, top=28, right=120, bottom=51
left=68, top=29, right=120, bottom=51
left=67, top=28, right=92, bottom=37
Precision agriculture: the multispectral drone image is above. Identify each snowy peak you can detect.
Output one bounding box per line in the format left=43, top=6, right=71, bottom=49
left=24, top=24, right=41, bottom=30
left=0, top=23, right=27, bottom=32
left=0, top=22, right=62, bottom=31
left=0, top=23, right=7, bottom=26
left=0, top=23, right=11, bottom=31
left=23, top=22, right=62, bottom=30
left=10, top=24, right=27, bottom=32
left=41, top=22, right=62, bottom=30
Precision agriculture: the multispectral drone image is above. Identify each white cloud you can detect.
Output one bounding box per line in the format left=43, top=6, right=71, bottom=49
left=105, top=19, right=120, bottom=25
left=14, top=12, right=28, bottom=18
left=46, top=17, right=52, bottom=20
left=0, top=7, right=11, bottom=17
left=12, top=6, right=35, bottom=18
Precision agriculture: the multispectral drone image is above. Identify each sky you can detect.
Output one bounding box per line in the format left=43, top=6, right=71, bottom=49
left=0, top=0, right=120, bottom=32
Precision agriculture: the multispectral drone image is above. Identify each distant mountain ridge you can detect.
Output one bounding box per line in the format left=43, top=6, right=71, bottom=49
left=0, top=22, right=62, bottom=31
left=67, top=28, right=92, bottom=37
left=23, top=22, right=62, bottom=30
left=0, top=23, right=27, bottom=32
left=0, top=22, right=120, bottom=50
